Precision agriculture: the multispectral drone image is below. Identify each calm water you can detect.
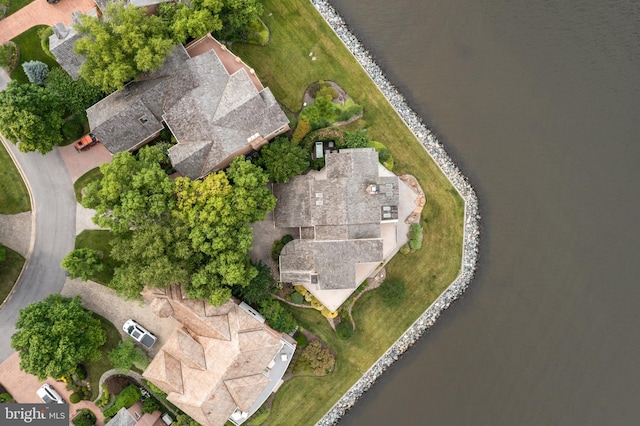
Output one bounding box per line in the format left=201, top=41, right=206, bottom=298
left=331, top=0, right=640, bottom=425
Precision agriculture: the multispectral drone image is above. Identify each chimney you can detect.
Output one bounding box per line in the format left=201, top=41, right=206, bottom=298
left=52, top=23, right=68, bottom=40
left=71, top=11, right=83, bottom=25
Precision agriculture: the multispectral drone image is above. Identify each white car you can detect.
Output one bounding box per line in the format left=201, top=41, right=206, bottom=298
left=123, top=319, right=157, bottom=349
left=37, top=384, right=64, bottom=404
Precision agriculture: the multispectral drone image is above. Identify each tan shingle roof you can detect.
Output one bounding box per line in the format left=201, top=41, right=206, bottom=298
left=143, top=286, right=286, bottom=426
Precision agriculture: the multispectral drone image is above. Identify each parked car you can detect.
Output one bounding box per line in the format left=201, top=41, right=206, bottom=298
left=123, top=319, right=157, bottom=349
left=74, top=133, right=99, bottom=152
left=36, top=384, right=64, bottom=404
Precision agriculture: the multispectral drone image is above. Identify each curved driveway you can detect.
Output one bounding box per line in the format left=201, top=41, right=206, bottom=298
left=0, top=139, right=76, bottom=362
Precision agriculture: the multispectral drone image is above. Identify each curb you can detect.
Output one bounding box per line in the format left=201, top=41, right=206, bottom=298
left=0, top=134, right=36, bottom=312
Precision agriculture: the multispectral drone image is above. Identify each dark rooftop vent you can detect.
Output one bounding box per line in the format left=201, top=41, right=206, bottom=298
left=310, top=274, right=318, bottom=284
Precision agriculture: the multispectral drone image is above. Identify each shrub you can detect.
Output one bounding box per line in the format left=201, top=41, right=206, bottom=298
left=0, top=392, right=15, bottom=403
left=321, top=307, right=338, bottom=318
left=109, top=339, right=150, bottom=372
left=95, top=384, right=111, bottom=407
left=380, top=279, right=407, bottom=307
left=142, top=397, right=162, bottom=414
left=292, top=116, right=311, bottom=143
left=271, top=235, right=294, bottom=262
left=343, top=129, right=371, bottom=149
left=259, top=299, right=297, bottom=333
left=70, top=392, right=81, bottom=404
left=38, top=27, right=56, bottom=60
left=290, top=292, right=304, bottom=304
left=61, top=248, right=104, bottom=281
left=310, top=157, right=325, bottom=171
left=144, top=380, right=165, bottom=396
left=0, top=43, right=18, bottom=70
left=294, top=332, right=308, bottom=348
left=400, top=244, right=411, bottom=254
left=315, top=85, right=338, bottom=101
left=22, top=60, right=49, bottom=85
left=336, top=321, right=353, bottom=340
left=75, top=364, right=87, bottom=381
left=310, top=297, right=323, bottom=311
left=81, top=386, right=90, bottom=399
left=62, top=117, right=85, bottom=140
left=294, top=285, right=308, bottom=296
left=301, top=340, right=335, bottom=375
left=115, top=384, right=142, bottom=409
left=72, top=408, right=96, bottom=426
left=409, top=223, right=423, bottom=250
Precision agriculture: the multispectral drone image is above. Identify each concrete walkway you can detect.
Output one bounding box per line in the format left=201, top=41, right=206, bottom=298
left=0, top=0, right=96, bottom=44
left=0, top=211, right=31, bottom=256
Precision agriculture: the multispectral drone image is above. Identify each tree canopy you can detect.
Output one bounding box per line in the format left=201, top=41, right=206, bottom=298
left=74, top=2, right=175, bottom=92
left=61, top=248, right=104, bottom=281
left=82, top=147, right=176, bottom=234
left=80, top=150, right=275, bottom=305
left=11, top=295, right=106, bottom=380
left=175, top=157, right=276, bottom=304
left=256, top=136, right=310, bottom=183
left=0, top=81, right=64, bottom=153
left=44, top=68, right=104, bottom=116
left=108, top=338, right=149, bottom=372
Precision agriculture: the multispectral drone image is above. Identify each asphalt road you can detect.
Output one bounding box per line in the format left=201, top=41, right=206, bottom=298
left=0, top=139, right=76, bottom=362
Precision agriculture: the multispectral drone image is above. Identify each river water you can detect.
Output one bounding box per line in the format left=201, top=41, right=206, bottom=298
left=330, top=1, right=640, bottom=425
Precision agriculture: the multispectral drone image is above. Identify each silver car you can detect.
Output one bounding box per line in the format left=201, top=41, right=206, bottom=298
left=36, top=384, right=64, bottom=404
left=123, top=319, right=157, bottom=349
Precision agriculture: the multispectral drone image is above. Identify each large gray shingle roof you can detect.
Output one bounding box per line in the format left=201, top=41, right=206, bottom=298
left=86, top=43, right=288, bottom=178
left=275, top=148, right=400, bottom=290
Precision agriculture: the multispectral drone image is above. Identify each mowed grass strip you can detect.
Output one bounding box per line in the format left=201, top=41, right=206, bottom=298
left=74, top=167, right=103, bottom=202
left=0, top=245, right=25, bottom=305
left=234, top=1, right=465, bottom=425
left=10, top=25, right=60, bottom=83
left=0, top=142, right=31, bottom=214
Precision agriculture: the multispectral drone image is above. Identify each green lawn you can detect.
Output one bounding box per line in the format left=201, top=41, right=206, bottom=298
left=75, top=230, right=120, bottom=285
left=0, top=245, right=25, bottom=305
left=74, top=167, right=103, bottom=203
left=10, top=25, right=60, bottom=83
left=234, top=1, right=465, bottom=425
left=4, top=0, right=33, bottom=17
left=0, top=142, right=31, bottom=214
left=86, top=314, right=122, bottom=400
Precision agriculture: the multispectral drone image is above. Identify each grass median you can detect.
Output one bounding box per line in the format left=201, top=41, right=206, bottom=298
left=234, top=0, right=464, bottom=424
left=0, top=142, right=30, bottom=214
left=0, top=245, right=25, bottom=306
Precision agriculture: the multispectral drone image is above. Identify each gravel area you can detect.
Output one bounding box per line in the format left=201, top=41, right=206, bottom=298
left=61, top=278, right=180, bottom=359
left=0, top=212, right=32, bottom=257
left=310, top=1, right=481, bottom=425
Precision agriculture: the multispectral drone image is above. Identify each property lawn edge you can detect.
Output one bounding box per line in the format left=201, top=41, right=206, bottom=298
left=0, top=246, right=25, bottom=309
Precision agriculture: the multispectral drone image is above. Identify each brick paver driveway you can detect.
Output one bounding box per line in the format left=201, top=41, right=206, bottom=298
left=0, top=0, right=96, bottom=44
left=0, top=352, right=106, bottom=425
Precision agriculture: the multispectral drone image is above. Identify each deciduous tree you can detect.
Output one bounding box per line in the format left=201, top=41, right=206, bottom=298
left=0, top=81, right=64, bottom=153
left=11, top=295, right=106, bottom=380
left=82, top=148, right=176, bottom=234
left=74, top=2, right=175, bottom=92
left=61, top=248, right=104, bottom=281
left=259, top=299, right=297, bottom=333
left=108, top=338, right=149, bottom=372
left=44, top=68, right=104, bottom=115
left=257, top=136, right=310, bottom=183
